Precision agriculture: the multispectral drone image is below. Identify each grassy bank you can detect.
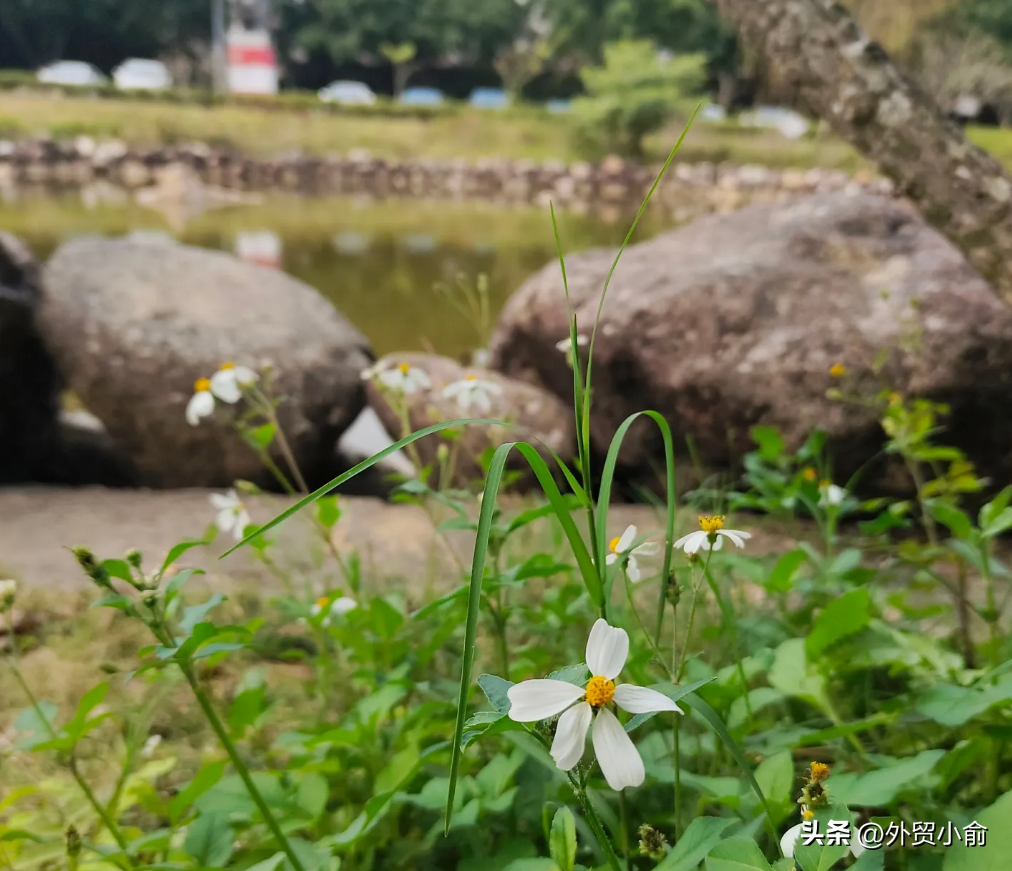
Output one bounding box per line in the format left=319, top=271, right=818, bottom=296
left=0, top=91, right=872, bottom=169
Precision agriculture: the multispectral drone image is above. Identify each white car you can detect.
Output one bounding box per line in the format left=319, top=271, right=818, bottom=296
left=318, top=80, right=376, bottom=106
left=113, top=59, right=171, bottom=91
left=37, top=61, right=108, bottom=87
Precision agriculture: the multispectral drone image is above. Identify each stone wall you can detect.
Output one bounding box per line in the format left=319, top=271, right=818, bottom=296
left=0, top=137, right=894, bottom=215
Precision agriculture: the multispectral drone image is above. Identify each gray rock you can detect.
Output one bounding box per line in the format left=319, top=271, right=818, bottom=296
left=489, top=192, right=1012, bottom=488
left=40, top=236, right=373, bottom=488
left=364, top=352, right=575, bottom=491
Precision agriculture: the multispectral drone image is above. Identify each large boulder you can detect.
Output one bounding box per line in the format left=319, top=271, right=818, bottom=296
left=0, top=233, right=63, bottom=483
left=364, top=352, right=574, bottom=490
left=489, top=192, right=1012, bottom=488
left=40, top=236, right=373, bottom=488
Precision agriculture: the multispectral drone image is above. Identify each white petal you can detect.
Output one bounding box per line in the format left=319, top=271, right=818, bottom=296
left=411, top=369, right=431, bottom=390
left=473, top=389, right=493, bottom=414
left=215, top=508, right=236, bottom=533
left=718, top=530, right=749, bottom=549
left=616, top=525, right=637, bottom=553
left=483, top=380, right=503, bottom=395
left=585, top=619, right=628, bottom=680
left=626, top=558, right=642, bottom=583
left=632, top=541, right=661, bottom=557
left=210, top=370, right=242, bottom=403
left=674, top=530, right=707, bottom=554
left=186, top=391, right=214, bottom=426
left=550, top=702, right=592, bottom=770
left=507, top=679, right=585, bottom=722
left=332, top=596, right=358, bottom=614
left=441, top=381, right=464, bottom=399
left=605, top=553, right=618, bottom=566
left=233, top=510, right=252, bottom=540
left=232, top=365, right=258, bottom=386
left=613, top=684, right=683, bottom=714
left=781, top=824, right=802, bottom=858
left=378, top=369, right=405, bottom=390
left=209, top=491, right=236, bottom=510
left=712, top=535, right=724, bottom=551
left=555, top=338, right=571, bottom=352
left=592, top=708, right=644, bottom=790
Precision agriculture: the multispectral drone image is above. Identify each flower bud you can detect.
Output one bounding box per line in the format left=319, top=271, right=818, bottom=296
left=0, top=579, right=16, bottom=614
left=72, top=548, right=111, bottom=588
left=638, top=824, right=668, bottom=861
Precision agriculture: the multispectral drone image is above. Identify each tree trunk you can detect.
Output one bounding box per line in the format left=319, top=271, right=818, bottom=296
left=708, top=0, right=1012, bottom=303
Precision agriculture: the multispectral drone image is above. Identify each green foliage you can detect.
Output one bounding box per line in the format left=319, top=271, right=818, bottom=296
left=573, top=40, right=706, bottom=157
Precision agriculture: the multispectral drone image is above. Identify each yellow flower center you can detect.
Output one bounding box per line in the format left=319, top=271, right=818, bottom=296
left=819, top=480, right=831, bottom=489
left=829, top=363, right=846, bottom=378
left=585, top=675, right=615, bottom=708
left=465, top=374, right=477, bottom=382
left=398, top=362, right=410, bottom=374
left=802, top=467, right=817, bottom=482
left=609, top=536, right=622, bottom=554
left=698, top=515, right=725, bottom=534
left=316, top=596, right=329, bottom=608
left=220, top=361, right=236, bottom=371
left=194, top=377, right=211, bottom=392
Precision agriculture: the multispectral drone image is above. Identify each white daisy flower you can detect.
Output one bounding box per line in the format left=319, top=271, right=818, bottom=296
left=819, top=482, right=847, bottom=507
left=186, top=376, right=216, bottom=426
left=507, top=619, right=682, bottom=791
left=673, top=515, right=751, bottom=555
left=209, top=489, right=252, bottom=541
left=442, top=374, right=503, bottom=413
left=0, top=579, right=16, bottom=613
left=604, top=525, right=659, bottom=583
left=360, top=362, right=382, bottom=381
left=311, top=595, right=358, bottom=626
left=209, top=362, right=258, bottom=404
left=377, top=362, right=431, bottom=395
left=142, top=734, right=162, bottom=758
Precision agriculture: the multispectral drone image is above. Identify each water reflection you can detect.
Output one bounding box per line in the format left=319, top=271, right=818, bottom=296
left=3, top=191, right=677, bottom=360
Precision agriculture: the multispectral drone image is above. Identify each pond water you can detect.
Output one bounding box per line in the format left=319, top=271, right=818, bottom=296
left=2, top=190, right=678, bottom=361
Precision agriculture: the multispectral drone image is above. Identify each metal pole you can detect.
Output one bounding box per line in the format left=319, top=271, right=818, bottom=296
left=211, top=0, right=227, bottom=95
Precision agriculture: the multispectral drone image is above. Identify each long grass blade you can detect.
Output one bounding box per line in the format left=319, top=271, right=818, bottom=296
left=220, top=417, right=507, bottom=557
left=445, top=442, right=601, bottom=834
left=594, top=411, right=677, bottom=612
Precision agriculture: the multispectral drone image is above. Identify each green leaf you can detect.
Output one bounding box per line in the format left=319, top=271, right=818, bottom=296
left=101, top=558, right=135, bottom=584
left=164, top=568, right=201, bottom=608
left=705, top=837, right=775, bottom=871
left=806, top=589, right=872, bottom=657
left=769, top=639, right=831, bottom=714
left=942, top=788, right=1012, bottom=871
left=928, top=501, right=974, bottom=540
left=160, top=539, right=208, bottom=576
left=849, top=851, right=884, bottom=871
left=502, top=861, right=560, bottom=871
left=183, top=811, right=234, bottom=867
left=179, top=593, right=225, bottom=634
left=168, top=759, right=228, bottom=823
left=682, top=692, right=777, bottom=841
left=728, top=688, right=786, bottom=731
left=830, top=750, right=946, bottom=807
left=754, top=751, right=794, bottom=824
left=767, top=549, right=807, bottom=593
left=296, top=772, right=329, bottom=821
left=655, top=816, right=737, bottom=871
left=751, top=426, right=785, bottom=461
left=549, top=806, right=577, bottom=871
left=546, top=664, right=588, bottom=687
left=477, top=674, right=515, bottom=715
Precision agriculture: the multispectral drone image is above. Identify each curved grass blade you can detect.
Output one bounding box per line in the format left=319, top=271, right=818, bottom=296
left=220, top=417, right=507, bottom=557
left=681, top=691, right=778, bottom=843
left=594, top=411, right=677, bottom=617
left=445, top=442, right=599, bottom=835
left=581, top=105, right=700, bottom=454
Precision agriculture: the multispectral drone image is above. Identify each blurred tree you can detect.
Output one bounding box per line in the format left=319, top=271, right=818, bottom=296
left=379, top=41, right=417, bottom=96
left=573, top=40, right=706, bottom=157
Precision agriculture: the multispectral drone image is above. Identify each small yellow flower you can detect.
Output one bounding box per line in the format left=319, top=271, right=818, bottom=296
left=802, top=467, right=817, bottom=482
left=810, top=761, right=831, bottom=782
left=802, top=808, right=815, bottom=821
left=829, top=363, right=846, bottom=378
left=888, top=391, right=902, bottom=406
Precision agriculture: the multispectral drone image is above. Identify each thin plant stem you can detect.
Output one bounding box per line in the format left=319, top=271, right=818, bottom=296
left=179, top=662, right=308, bottom=871
left=702, top=566, right=753, bottom=725
left=671, top=603, right=681, bottom=840
left=618, top=791, right=631, bottom=870
left=675, top=554, right=711, bottom=681
left=6, top=664, right=133, bottom=867
left=570, top=776, right=623, bottom=871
